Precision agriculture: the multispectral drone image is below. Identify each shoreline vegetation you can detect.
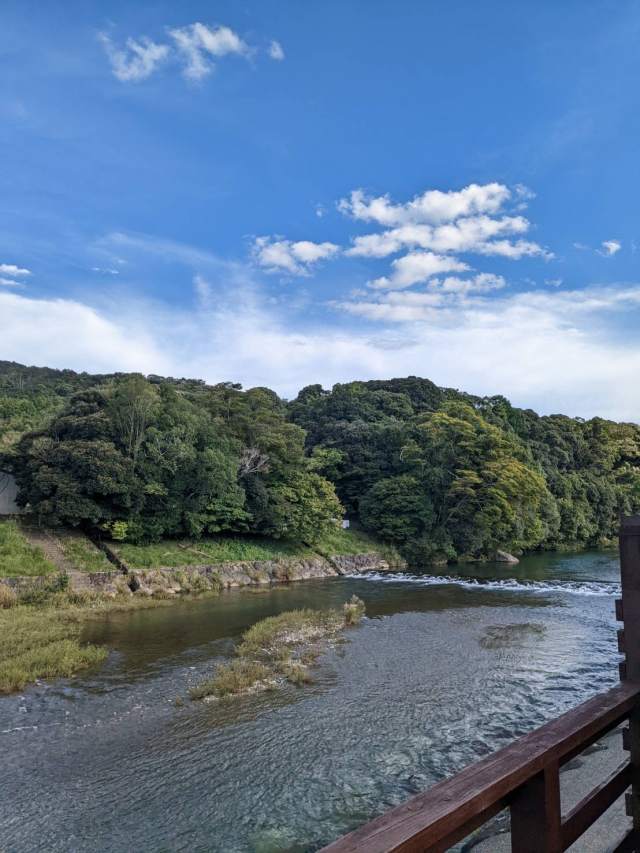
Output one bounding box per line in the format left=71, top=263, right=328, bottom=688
left=0, top=520, right=386, bottom=694
left=189, top=596, right=366, bottom=701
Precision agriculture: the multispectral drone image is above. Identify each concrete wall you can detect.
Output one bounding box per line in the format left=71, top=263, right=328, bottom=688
left=0, top=472, right=19, bottom=515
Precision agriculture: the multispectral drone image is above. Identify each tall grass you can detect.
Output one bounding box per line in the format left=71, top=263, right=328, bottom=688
left=0, top=520, right=56, bottom=577
left=56, top=533, right=113, bottom=573
left=190, top=598, right=366, bottom=701
left=116, top=535, right=316, bottom=568
left=114, top=528, right=395, bottom=569
left=0, top=605, right=106, bottom=693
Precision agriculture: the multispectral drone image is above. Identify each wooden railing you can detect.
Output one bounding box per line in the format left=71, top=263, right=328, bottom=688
left=321, top=517, right=640, bottom=853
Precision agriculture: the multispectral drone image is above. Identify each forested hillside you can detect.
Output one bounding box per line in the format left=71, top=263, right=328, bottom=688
left=290, top=379, right=640, bottom=561
left=2, top=362, right=639, bottom=563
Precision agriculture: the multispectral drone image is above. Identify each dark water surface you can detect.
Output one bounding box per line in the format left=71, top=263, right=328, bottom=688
left=0, top=551, right=622, bottom=852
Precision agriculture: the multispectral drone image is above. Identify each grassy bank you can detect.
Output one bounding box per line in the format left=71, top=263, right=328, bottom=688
left=0, top=601, right=107, bottom=693
left=0, top=580, right=196, bottom=693
left=115, top=535, right=315, bottom=568
left=0, top=520, right=56, bottom=577
left=314, top=526, right=402, bottom=562
left=190, top=596, right=365, bottom=700
left=114, top=527, right=395, bottom=569
left=54, top=531, right=113, bottom=572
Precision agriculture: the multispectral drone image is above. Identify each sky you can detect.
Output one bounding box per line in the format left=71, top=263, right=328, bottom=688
left=1, top=1, right=640, bottom=420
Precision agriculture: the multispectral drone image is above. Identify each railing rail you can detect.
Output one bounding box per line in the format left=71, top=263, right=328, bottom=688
left=321, top=517, right=640, bottom=853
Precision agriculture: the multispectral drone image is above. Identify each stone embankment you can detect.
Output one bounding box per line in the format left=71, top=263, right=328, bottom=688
left=1, top=543, right=402, bottom=599
left=104, top=549, right=398, bottom=597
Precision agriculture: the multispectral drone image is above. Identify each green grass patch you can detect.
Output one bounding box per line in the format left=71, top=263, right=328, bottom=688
left=189, top=659, right=273, bottom=700
left=113, top=528, right=397, bottom=570
left=313, top=526, right=404, bottom=565
left=116, top=535, right=315, bottom=568
left=237, top=608, right=343, bottom=660
left=56, top=532, right=113, bottom=573
left=0, top=604, right=107, bottom=693
left=190, top=596, right=366, bottom=701
left=0, top=520, right=57, bottom=577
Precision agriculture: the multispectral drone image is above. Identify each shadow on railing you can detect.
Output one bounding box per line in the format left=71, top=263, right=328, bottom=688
left=321, top=517, right=640, bottom=853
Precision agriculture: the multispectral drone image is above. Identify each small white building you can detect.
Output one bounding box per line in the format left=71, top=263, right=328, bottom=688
left=0, top=472, right=19, bottom=515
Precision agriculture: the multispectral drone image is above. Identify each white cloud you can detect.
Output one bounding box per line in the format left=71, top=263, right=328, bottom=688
left=346, top=215, right=547, bottom=260
left=369, top=251, right=469, bottom=289
left=269, top=40, right=285, bottom=60
left=574, top=240, right=623, bottom=257
left=265, top=182, right=550, bottom=312
left=252, top=237, right=340, bottom=275
left=429, top=273, right=506, bottom=294
left=91, top=267, right=120, bottom=275
left=338, top=182, right=511, bottom=226
left=0, top=278, right=24, bottom=288
left=100, top=22, right=276, bottom=83
left=169, top=23, right=249, bottom=80
left=0, top=291, right=167, bottom=374
left=99, top=33, right=170, bottom=82
left=0, top=263, right=31, bottom=277
left=5, top=281, right=640, bottom=421
left=600, top=239, right=622, bottom=256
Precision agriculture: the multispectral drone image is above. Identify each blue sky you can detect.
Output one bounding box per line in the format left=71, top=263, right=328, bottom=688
left=1, top=0, right=640, bottom=418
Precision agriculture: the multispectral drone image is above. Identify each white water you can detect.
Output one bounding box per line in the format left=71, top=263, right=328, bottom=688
left=348, top=571, right=621, bottom=597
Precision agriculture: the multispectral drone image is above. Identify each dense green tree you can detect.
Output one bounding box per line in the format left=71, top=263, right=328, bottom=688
left=6, top=360, right=640, bottom=561
left=11, top=374, right=341, bottom=545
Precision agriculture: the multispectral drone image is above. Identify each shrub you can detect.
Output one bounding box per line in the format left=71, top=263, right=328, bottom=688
left=189, top=659, right=273, bottom=700
left=343, top=595, right=366, bottom=626
left=0, top=583, right=17, bottom=609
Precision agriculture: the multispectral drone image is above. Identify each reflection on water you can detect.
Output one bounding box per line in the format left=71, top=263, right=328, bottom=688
left=0, top=550, right=621, bottom=852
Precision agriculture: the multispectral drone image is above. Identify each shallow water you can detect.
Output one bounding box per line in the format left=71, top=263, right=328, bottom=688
left=0, top=550, right=622, bottom=852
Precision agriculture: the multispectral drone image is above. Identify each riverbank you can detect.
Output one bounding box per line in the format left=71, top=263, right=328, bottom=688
left=0, top=522, right=402, bottom=693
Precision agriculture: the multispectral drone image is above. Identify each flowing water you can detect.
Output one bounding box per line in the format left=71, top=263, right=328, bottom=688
left=0, top=550, right=623, bottom=852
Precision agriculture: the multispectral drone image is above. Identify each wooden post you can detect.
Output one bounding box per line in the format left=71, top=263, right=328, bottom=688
left=619, top=516, right=640, bottom=829
left=510, top=762, right=562, bottom=852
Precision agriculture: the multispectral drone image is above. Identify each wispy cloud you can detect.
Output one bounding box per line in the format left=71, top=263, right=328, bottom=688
left=98, top=34, right=170, bottom=82
left=169, top=23, right=249, bottom=81
left=268, top=40, right=285, bottom=61
left=574, top=239, right=623, bottom=257
left=100, top=22, right=280, bottom=83
left=4, top=279, right=640, bottom=420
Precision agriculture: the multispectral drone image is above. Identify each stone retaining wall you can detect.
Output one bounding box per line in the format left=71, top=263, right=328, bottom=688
left=0, top=552, right=402, bottom=598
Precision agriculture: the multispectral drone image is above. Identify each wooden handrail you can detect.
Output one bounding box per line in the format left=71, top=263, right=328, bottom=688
left=320, top=683, right=640, bottom=852
left=321, top=516, right=640, bottom=853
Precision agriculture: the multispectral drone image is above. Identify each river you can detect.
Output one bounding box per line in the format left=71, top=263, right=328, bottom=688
left=0, top=551, right=622, bottom=852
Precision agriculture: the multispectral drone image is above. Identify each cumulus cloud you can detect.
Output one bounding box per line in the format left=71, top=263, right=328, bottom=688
left=369, top=251, right=469, bottom=289
left=4, top=281, right=640, bottom=420
left=99, top=34, right=170, bottom=82
left=346, top=215, right=546, bottom=260
left=0, top=263, right=31, bottom=277
left=269, top=40, right=285, bottom=60
left=264, top=182, right=551, bottom=311
left=252, top=237, right=340, bottom=275
left=169, top=23, right=249, bottom=80
left=338, top=183, right=512, bottom=226
left=600, top=239, right=622, bottom=256
left=0, top=278, right=24, bottom=287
